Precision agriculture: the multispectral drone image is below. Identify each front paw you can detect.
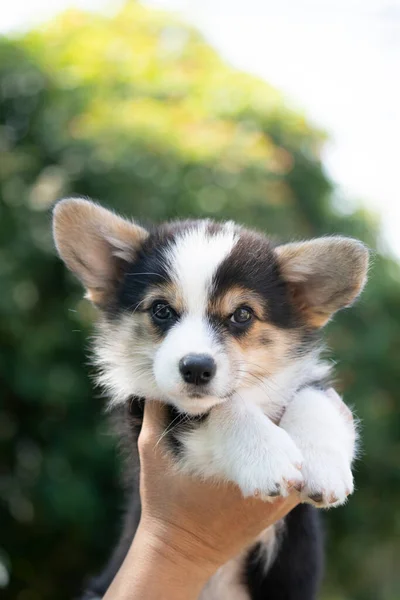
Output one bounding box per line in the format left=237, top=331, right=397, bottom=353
left=301, top=449, right=354, bottom=508
left=234, top=428, right=304, bottom=501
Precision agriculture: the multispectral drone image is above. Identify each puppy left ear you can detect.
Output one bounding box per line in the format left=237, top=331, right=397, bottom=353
left=275, top=237, right=369, bottom=328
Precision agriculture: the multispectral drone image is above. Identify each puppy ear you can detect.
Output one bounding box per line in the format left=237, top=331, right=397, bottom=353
left=275, top=237, right=369, bottom=328
left=53, top=198, right=148, bottom=306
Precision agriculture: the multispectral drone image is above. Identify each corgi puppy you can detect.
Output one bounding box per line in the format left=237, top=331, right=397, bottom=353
left=53, top=198, right=368, bottom=600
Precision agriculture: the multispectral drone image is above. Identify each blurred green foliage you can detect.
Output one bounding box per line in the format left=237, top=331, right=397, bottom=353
left=0, top=2, right=399, bottom=599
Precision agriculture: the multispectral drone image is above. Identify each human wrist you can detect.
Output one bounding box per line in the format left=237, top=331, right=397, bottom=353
left=137, top=515, right=222, bottom=582
left=103, top=520, right=212, bottom=600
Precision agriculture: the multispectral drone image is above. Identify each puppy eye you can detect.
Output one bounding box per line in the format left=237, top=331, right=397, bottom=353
left=151, top=301, right=175, bottom=322
left=230, top=307, right=253, bottom=325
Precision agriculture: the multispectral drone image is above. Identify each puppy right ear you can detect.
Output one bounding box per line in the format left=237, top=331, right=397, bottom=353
left=53, top=198, right=148, bottom=306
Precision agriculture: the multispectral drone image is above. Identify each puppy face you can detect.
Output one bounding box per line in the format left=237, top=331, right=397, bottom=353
left=53, top=199, right=368, bottom=415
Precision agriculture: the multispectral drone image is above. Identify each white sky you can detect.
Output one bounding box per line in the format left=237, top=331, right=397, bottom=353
left=1, top=0, right=399, bottom=257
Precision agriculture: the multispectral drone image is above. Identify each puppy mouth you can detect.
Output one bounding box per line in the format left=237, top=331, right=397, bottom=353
left=187, top=391, right=207, bottom=399
left=184, top=388, right=216, bottom=401
left=182, top=387, right=234, bottom=402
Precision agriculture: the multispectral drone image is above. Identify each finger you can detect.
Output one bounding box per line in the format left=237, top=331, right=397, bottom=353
left=139, top=400, right=167, bottom=448
left=274, top=493, right=300, bottom=517
left=244, top=490, right=299, bottom=515
left=261, top=495, right=299, bottom=528
left=142, top=399, right=167, bottom=430
left=240, top=493, right=299, bottom=539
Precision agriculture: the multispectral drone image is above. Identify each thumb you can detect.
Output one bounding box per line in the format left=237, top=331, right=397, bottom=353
left=138, top=399, right=168, bottom=453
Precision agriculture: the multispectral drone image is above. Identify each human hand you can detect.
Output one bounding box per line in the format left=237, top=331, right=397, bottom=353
left=137, top=400, right=299, bottom=577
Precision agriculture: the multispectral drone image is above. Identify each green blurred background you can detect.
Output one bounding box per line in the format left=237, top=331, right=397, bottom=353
left=1, top=2, right=399, bottom=599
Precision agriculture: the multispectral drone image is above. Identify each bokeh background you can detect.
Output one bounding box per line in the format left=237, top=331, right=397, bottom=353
left=1, top=1, right=399, bottom=599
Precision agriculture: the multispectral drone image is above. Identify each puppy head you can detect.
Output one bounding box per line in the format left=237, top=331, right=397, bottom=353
left=53, top=198, right=368, bottom=414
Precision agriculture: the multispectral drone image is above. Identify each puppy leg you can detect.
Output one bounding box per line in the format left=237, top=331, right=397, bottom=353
left=279, top=387, right=357, bottom=508
left=178, top=395, right=304, bottom=500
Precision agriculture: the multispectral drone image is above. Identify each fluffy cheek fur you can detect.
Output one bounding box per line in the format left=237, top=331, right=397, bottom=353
left=93, top=314, right=160, bottom=405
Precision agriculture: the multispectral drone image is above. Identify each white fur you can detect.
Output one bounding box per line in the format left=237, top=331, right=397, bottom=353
left=179, top=392, right=304, bottom=498
left=280, top=386, right=356, bottom=507
left=94, top=316, right=160, bottom=405
left=152, top=222, right=239, bottom=412
left=237, top=353, right=331, bottom=422
left=167, top=220, right=238, bottom=315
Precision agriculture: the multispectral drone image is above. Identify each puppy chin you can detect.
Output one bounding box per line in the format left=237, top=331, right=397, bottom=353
left=162, top=389, right=228, bottom=415
left=173, top=396, right=227, bottom=415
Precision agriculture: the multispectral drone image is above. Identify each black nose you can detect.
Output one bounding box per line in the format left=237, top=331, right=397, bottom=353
left=179, top=354, right=216, bottom=386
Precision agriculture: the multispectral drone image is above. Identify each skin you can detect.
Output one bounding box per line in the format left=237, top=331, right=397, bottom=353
left=104, top=390, right=354, bottom=600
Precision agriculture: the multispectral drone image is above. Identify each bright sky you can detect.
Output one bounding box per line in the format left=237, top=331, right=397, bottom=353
left=1, top=0, right=400, bottom=257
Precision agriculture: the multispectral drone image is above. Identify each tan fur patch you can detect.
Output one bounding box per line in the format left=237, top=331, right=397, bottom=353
left=210, top=286, right=266, bottom=320
left=139, top=283, right=185, bottom=316
left=53, top=198, right=148, bottom=306
left=208, top=285, right=302, bottom=390
left=275, top=236, right=369, bottom=328
left=230, top=322, right=300, bottom=387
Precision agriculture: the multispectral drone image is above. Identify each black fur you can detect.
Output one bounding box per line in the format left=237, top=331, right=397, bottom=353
left=297, top=376, right=331, bottom=394
left=116, top=231, right=174, bottom=316
left=245, top=504, right=323, bottom=600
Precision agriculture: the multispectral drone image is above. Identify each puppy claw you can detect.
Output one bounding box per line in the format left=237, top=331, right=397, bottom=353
left=292, top=480, right=305, bottom=492
left=268, top=484, right=281, bottom=497
left=309, top=492, right=324, bottom=504
left=300, top=449, right=354, bottom=508
left=283, top=478, right=304, bottom=492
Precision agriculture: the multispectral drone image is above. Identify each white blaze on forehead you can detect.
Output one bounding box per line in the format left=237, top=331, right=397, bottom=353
left=167, top=221, right=238, bottom=314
